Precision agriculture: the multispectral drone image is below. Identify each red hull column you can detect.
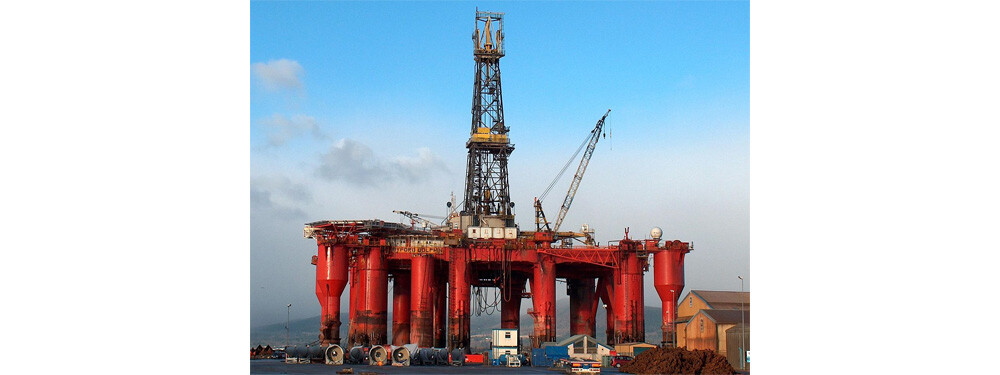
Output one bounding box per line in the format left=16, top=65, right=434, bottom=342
left=654, top=241, right=690, bottom=347
left=596, top=273, right=615, bottom=344
left=613, top=250, right=645, bottom=344
left=355, top=247, right=388, bottom=346
left=391, top=272, right=411, bottom=346
left=433, top=262, right=447, bottom=348
left=315, top=242, right=349, bottom=346
left=501, top=275, right=526, bottom=330
left=409, top=255, right=435, bottom=347
left=348, top=263, right=360, bottom=346
left=448, top=247, right=471, bottom=352
left=529, top=254, right=556, bottom=347
left=567, top=278, right=597, bottom=337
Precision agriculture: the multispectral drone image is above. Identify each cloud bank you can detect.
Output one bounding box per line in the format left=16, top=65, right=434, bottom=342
left=316, top=138, right=448, bottom=186
left=251, top=59, right=304, bottom=92
left=261, top=114, right=326, bottom=146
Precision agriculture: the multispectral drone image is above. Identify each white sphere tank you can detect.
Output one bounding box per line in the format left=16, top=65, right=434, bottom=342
left=650, top=227, right=663, bottom=240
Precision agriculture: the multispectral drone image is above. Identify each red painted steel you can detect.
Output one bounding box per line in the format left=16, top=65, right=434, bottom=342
left=433, top=266, right=447, bottom=347
left=612, top=245, right=645, bottom=344
left=354, top=247, right=388, bottom=346
left=597, top=274, right=615, bottom=345
left=308, top=225, right=689, bottom=352
left=653, top=240, right=691, bottom=347
left=529, top=254, right=556, bottom=347
left=409, top=256, right=435, bottom=347
left=391, top=273, right=411, bottom=346
left=567, top=278, right=597, bottom=337
left=500, top=275, right=526, bottom=330
left=315, top=242, right=349, bottom=346
left=348, top=263, right=360, bottom=346
left=448, top=247, right=471, bottom=351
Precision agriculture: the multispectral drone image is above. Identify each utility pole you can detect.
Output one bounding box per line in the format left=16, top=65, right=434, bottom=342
left=286, top=303, right=292, bottom=349
left=738, top=276, right=745, bottom=371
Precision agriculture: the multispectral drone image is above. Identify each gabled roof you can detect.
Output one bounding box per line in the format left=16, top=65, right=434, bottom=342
left=554, top=334, right=610, bottom=348
left=694, top=309, right=750, bottom=325
left=690, top=290, right=749, bottom=309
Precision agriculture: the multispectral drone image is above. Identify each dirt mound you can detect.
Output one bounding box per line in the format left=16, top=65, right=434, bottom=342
left=619, top=347, right=736, bottom=375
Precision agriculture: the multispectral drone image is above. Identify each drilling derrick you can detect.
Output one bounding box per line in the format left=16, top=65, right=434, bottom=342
left=304, top=10, right=696, bottom=359
left=462, top=11, right=514, bottom=230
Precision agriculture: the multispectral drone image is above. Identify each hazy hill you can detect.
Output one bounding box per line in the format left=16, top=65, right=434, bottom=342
left=251, top=298, right=666, bottom=351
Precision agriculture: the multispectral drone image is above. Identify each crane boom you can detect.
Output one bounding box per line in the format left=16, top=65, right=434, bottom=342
left=553, top=109, right=611, bottom=232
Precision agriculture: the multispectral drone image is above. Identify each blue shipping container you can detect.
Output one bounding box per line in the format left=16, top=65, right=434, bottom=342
left=544, top=345, right=569, bottom=357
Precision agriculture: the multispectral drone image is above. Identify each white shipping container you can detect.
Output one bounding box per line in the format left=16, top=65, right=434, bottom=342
left=492, top=328, right=518, bottom=347
left=480, top=227, right=493, bottom=239
left=468, top=227, right=481, bottom=239
left=504, top=227, right=517, bottom=239
left=492, top=227, right=504, bottom=239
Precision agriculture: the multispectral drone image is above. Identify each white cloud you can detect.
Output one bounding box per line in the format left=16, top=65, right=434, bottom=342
left=251, top=59, right=304, bottom=92
left=260, top=114, right=326, bottom=146
left=316, top=138, right=448, bottom=186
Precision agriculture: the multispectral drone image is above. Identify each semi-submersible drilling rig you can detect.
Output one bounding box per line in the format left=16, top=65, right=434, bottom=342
left=304, top=11, right=691, bottom=363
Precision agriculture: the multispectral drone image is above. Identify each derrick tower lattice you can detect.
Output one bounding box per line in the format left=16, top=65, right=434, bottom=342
left=462, top=11, right=514, bottom=229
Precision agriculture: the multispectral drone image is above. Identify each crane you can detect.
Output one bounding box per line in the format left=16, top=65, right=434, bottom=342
left=534, top=109, right=610, bottom=245
left=553, top=109, right=610, bottom=232
left=393, top=210, right=446, bottom=230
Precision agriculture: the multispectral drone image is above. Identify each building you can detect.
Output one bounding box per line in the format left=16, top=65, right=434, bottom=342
left=683, top=309, right=749, bottom=358
left=491, top=328, right=520, bottom=360
left=613, top=342, right=656, bottom=357
left=549, top=334, right=614, bottom=362
left=725, top=323, right=750, bottom=371
left=675, top=290, right=749, bottom=348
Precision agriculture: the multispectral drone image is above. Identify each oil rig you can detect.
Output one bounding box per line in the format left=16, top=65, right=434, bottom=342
left=303, top=11, right=691, bottom=363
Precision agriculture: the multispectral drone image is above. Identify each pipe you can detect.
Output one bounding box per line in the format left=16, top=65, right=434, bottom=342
left=324, top=344, right=345, bottom=365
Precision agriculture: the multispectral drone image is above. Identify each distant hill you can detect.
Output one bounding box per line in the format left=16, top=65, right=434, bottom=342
left=251, top=298, right=666, bottom=351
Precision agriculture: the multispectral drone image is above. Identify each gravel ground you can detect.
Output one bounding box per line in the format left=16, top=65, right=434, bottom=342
left=251, top=359, right=624, bottom=374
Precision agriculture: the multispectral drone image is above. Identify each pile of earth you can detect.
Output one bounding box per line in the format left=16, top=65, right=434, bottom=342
left=619, top=347, right=736, bottom=374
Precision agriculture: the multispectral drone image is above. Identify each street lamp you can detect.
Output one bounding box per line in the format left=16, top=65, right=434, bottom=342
left=669, top=289, right=675, bottom=348
left=738, top=276, right=745, bottom=371
left=286, top=303, right=292, bottom=349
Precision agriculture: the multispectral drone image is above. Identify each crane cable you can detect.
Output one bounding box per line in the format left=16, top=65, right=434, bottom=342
left=539, top=131, right=592, bottom=202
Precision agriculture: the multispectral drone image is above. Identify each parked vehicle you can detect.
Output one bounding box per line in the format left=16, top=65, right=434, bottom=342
left=562, top=358, right=601, bottom=373
left=610, top=355, right=633, bottom=368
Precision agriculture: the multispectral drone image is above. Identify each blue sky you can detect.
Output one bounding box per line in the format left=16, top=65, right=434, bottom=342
left=251, top=1, right=748, bottom=327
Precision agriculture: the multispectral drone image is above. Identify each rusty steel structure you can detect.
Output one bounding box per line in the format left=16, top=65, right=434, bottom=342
left=304, top=10, right=692, bottom=355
